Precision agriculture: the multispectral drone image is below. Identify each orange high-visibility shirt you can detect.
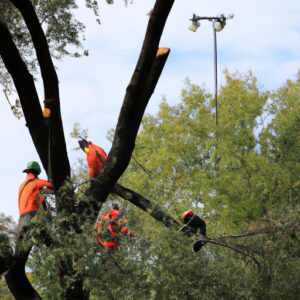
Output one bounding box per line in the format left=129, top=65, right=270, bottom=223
left=109, top=207, right=119, bottom=219
left=86, top=143, right=108, bottom=178
left=95, top=210, right=134, bottom=248
left=18, top=173, right=53, bottom=216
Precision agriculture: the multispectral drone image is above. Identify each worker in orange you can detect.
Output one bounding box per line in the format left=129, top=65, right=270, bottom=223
left=109, top=203, right=134, bottom=237
left=5, top=161, right=54, bottom=288
left=19, top=161, right=53, bottom=217
left=17, top=161, right=53, bottom=250
left=78, top=138, right=108, bottom=178
left=96, top=204, right=134, bottom=249
left=181, top=210, right=207, bottom=252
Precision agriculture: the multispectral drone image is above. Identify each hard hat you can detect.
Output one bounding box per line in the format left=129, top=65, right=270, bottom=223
left=181, top=210, right=194, bottom=220
left=23, top=161, right=41, bottom=175
left=78, top=138, right=89, bottom=152
left=193, top=241, right=204, bottom=252
left=112, top=203, right=120, bottom=210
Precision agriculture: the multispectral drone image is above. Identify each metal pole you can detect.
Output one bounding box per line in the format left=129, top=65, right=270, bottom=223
left=213, top=23, right=218, bottom=127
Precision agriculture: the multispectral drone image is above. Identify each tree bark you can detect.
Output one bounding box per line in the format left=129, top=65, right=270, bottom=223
left=112, top=183, right=180, bottom=228
left=0, top=21, right=48, bottom=169
left=86, top=1, right=174, bottom=209
left=5, top=253, right=42, bottom=300
left=0, top=8, right=72, bottom=298
left=0, top=0, right=175, bottom=298
left=87, top=46, right=171, bottom=216
left=10, top=0, right=70, bottom=191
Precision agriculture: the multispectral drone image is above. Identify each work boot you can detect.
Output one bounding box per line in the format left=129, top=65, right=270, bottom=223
left=193, top=241, right=203, bottom=252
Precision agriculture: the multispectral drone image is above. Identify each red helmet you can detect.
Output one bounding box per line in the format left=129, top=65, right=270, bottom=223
left=181, top=210, right=194, bottom=220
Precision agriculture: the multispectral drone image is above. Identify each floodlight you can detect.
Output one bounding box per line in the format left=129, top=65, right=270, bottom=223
left=214, top=20, right=225, bottom=32
left=188, top=21, right=200, bottom=32
left=188, top=12, right=233, bottom=128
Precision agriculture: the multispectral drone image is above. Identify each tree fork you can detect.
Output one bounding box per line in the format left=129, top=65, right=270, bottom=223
left=10, top=0, right=71, bottom=190
left=87, top=47, right=171, bottom=218
left=80, top=1, right=174, bottom=216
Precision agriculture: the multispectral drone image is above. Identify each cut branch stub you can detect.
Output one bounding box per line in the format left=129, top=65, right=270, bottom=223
left=157, top=47, right=169, bottom=56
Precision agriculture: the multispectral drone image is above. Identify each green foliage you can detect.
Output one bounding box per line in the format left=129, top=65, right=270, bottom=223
left=9, top=70, right=300, bottom=298
left=116, top=70, right=299, bottom=298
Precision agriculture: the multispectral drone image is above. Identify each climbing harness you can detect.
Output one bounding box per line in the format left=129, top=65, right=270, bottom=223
left=177, top=214, right=196, bottom=232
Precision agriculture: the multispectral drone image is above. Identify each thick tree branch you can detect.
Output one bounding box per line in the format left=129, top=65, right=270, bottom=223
left=10, top=0, right=58, bottom=98
left=5, top=256, right=42, bottom=300
left=0, top=232, right=41, bottom=299
left=0, top=7, right=72, bottom=297
left=83, top=0, right=174, bottom=214
left=0, top=21, right=48, bottom=168
left=112, top=183, right=298, bottom=268
left=0, top=239, right=14, bottom=275
left=87, top=46, right=171, bottom=214
left=10, top=0, right=70, bottom=190
left=112, top=183, right=179, bottom=228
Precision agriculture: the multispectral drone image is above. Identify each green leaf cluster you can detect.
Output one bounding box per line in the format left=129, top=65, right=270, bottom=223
left=25, top=70, right=300, bottom=299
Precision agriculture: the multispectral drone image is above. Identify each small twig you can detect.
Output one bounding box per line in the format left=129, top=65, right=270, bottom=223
left=131, top=154, right=154, bottom=177
left=73, top=179, right=89, bottom=190
left=3, top=89, right=12, bottom=107
left=207, top=238, right=260, bottom=268
left=213, top=222, right=299, bottom=241
left=107, top=252, right=128, bottom=274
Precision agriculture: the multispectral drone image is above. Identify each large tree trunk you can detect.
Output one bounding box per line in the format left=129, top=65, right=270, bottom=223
left=86, top=1, right=175, bottom=215
left=0, top=21, right=48, bottom=168
left=5, top=252, right=41, bottom=300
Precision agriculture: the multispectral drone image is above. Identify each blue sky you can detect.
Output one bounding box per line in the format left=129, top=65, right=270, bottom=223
left=1, top=0, right=300, bottom=220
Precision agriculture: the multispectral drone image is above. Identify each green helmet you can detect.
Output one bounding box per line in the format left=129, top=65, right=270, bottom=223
left=23, top=161, right=41, bottom=175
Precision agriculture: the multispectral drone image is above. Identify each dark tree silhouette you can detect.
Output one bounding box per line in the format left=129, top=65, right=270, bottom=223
left=0, top=0, right=176, bottom=298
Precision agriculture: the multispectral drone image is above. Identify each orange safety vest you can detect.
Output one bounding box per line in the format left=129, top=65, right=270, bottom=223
left=18, top=173, right=53, bottom=216
left=96, top=212, right=119, bottom=248
left=86, top=143, right=108, bottom=178
left=109, top=207, right=119, bottom=218
left=95, top=210, right=132, bottom=248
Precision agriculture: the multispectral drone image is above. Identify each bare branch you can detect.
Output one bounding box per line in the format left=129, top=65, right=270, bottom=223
left=0, top=20, right=48, bottom=167
left=112, top=183, right=180, bottom=228
left=83, top=1, right=174, bottom=215
left=205, top=238, right=261, bottom=268
left=213, top=222, right=299, bottom=240
left=87, top=47, right=171, bottom=215
left=11, top=0, right=71, bottom=190
left=131, top=154, right=154, bottom=177
left=112, top=183, right=299, bottom=268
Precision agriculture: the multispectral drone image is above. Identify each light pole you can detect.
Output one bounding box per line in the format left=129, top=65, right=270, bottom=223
left=189, top=14, right=233, bottom=127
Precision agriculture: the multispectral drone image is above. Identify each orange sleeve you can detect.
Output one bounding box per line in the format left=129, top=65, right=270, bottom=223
left=93, top=144, right=108, bottom=161
left=35, top=179, right=53, bottom=190
left=88, top=167, right=96, bottom=178
left=97, top=147, right=107, bottom=160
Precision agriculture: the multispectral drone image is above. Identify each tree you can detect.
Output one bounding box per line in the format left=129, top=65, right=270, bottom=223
left=1, top=1, right=299, bottom=299
left=0, top=0, right=176, bottom=298
left=113, top=74, right=299, bottom=299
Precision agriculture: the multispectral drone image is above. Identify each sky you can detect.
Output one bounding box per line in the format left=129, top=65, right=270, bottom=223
left=1, top=0, right=300, bottom=221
